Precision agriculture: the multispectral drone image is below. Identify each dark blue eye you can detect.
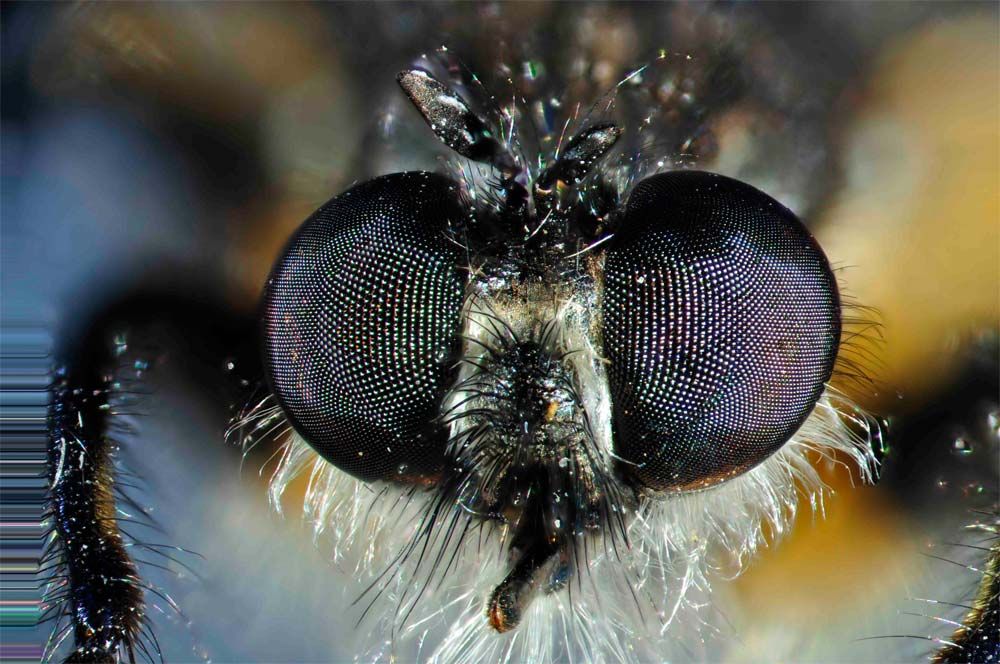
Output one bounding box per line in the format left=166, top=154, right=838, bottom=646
left=262, top=172, right=466, bottom=483
left=602, top=170, right=840, bottom=492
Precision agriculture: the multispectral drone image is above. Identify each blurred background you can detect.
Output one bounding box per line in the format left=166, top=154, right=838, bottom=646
left=2, top=2, right=997, bottom=662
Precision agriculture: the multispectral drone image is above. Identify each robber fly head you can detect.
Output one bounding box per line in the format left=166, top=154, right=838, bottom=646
left=260, top=57, right=844, bottom=636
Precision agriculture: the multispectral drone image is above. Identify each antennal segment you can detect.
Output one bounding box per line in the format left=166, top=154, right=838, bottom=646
left=398, top=69, right=520, bottom=178
left=533, top=123, right=622, bottom=219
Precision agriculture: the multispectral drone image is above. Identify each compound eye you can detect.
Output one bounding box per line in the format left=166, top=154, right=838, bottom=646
left=603, top=171, right=840, bottom=492
left=263, top=172, right=466, bottom=483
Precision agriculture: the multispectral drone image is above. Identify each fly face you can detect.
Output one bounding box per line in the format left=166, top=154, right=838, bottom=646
left=257, top=54, right=875, bottom=661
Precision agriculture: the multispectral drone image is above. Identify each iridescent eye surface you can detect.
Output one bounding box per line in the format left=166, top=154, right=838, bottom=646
left=263, top=172, right=465, bottom=482
left=602, top=170, right=840, bottom=492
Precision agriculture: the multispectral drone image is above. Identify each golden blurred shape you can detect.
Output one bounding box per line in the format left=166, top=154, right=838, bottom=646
left=819, top=15, right=1000, bottom=406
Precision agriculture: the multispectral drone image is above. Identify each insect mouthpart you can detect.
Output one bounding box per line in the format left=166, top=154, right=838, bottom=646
left=443, top=313, right=624, bottom=633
